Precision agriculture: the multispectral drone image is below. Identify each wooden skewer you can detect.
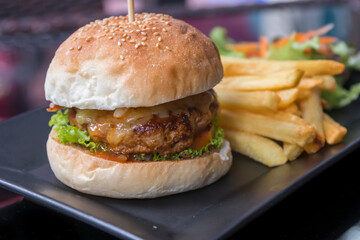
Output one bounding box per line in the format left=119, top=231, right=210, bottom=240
left=127, top=0, right=135, bottom=22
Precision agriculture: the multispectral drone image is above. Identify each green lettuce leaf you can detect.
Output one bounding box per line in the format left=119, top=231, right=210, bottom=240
left=321, top=42, right=360, bottom=108
left=322, top=83, right=360, bottom=109
left=267, top=35, right=322, bottom=60
left=331, top=41, right=355, bottom=59
left=331, top=41, right=360, bottom=71
left=209, top=27, right=244, bottom=58
left=49, top=109, right=101, bottom=152
left=348, top=53, right=360, bottom=71
left=179, top=116, right=224, bottom=157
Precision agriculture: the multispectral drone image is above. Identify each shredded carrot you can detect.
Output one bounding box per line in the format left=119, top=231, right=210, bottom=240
left=227, top=42, right=261, bottom=57
left=318, top=44, right=334, bottom=57
left=303, top=49, right=312, bottom=54
left=273, top=37, right=290, bottom=49
left=228, top=42, right=259, bottom=54
left=319, top=36, right=338, bottom=44
left=297, top=24, right=334, bottom=42
left=259, top=36, right=268, bottom=58
left=306, top=23, right=334, bottom=38
left=226, top=24, right=337, bottom=58
left=273, top=24, right=335, bottom=48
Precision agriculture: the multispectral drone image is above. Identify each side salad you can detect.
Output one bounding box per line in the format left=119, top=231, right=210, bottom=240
left=210, top=24, right=360, bottom=109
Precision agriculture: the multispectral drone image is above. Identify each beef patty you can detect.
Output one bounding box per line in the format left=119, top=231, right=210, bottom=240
left=68, top=90, right=218, bottom=155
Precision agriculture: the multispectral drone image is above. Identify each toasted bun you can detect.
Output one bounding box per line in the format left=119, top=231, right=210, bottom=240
left=44, top=13, right=223, bottom=110
left=46, top=129, right=232, bottom=198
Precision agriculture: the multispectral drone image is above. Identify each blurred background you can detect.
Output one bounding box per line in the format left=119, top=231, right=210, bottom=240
left=0, top=0, right=359, bottom=121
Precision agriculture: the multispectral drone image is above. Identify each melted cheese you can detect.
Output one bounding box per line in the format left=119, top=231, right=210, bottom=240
left=76, top=90, right=215, bottom=125
left=113, top=90, right=215, bottom=121
left=192, top=126, right=214, bottom=150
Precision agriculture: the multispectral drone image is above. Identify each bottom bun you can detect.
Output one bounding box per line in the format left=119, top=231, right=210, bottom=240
left=46, top=129, right=233, bottom=199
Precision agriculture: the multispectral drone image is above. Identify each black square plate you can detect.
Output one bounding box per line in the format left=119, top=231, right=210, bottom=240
left=0, top=100, right=359, bottom=239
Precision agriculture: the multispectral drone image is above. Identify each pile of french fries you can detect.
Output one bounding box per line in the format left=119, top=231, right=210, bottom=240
left=216, top=56, right=348, bottom=167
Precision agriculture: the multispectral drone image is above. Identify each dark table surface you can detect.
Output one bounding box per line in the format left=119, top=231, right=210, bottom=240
left=0, top=144, right=360, bottom=240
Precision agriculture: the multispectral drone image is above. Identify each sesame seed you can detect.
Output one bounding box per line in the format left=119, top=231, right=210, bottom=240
left=135, top=43, right=140, bottom=49
left=121, top=38, right=126, bottom=42
left=77, top=45, right=82, bottom=50
left=120, top=55, right=124, bottom=60
left=118, top=41, right=122, bottom=46
left=129, top=39, right=135, bottom=43
left=142, top=37, right=147, bottom=41
left=158, top=37, right=162, bottom=42
left=165, top=46, right=170, bottom=50
left=156, top=43, right=160, bottom=48
left=141, top=42, right=146, bottom=46
left=162, top=28, right=167, bottom=32
left=154, top=32, right=159, bottom=36
left=69, top=47, right=74, bottom=50
left=136, top=29, right=140, bottom=32
left=109, top=36, right=113, bottom=40
left=141, top=32, right=147, bottom=36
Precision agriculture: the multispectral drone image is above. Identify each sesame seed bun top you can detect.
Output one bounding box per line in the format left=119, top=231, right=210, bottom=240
left=44, top=13, right=223, bottom=109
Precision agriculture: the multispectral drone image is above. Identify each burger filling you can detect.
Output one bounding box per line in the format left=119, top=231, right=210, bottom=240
left=48, top=90, right=224, bottom=161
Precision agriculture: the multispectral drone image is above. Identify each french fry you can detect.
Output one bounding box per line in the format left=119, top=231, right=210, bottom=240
left=321, top=98, right=329, bottom=109
left=316, top=75, right=337, bottom=91
left=323, top=113, right=347, bottom=144
left=297, top=90, right=312, bottom=100
left=282, top=99, right=304, bottom=161
left=217, top=52, right=346, bottom=167
left=277, top=88, right=299, bottom=108
left=225, top=129, right=287, bottom=167
left=219, top=69, right=303, bottom=91
left=221, top=56, right=345, bottom=77
left=283, top=143, right=304, bottom=161
left=299, top=88, right=325, bottom=153
left=215, top=88, right=280, bottom=111
left=220, top=109, right=315, bottom=147
left=297, top=78, right=323, bottom=90
left=282, top=103, right=300, bottom=116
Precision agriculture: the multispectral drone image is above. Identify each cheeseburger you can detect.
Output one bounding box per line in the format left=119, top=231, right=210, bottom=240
left=45, top=13, right=232, bottom=198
